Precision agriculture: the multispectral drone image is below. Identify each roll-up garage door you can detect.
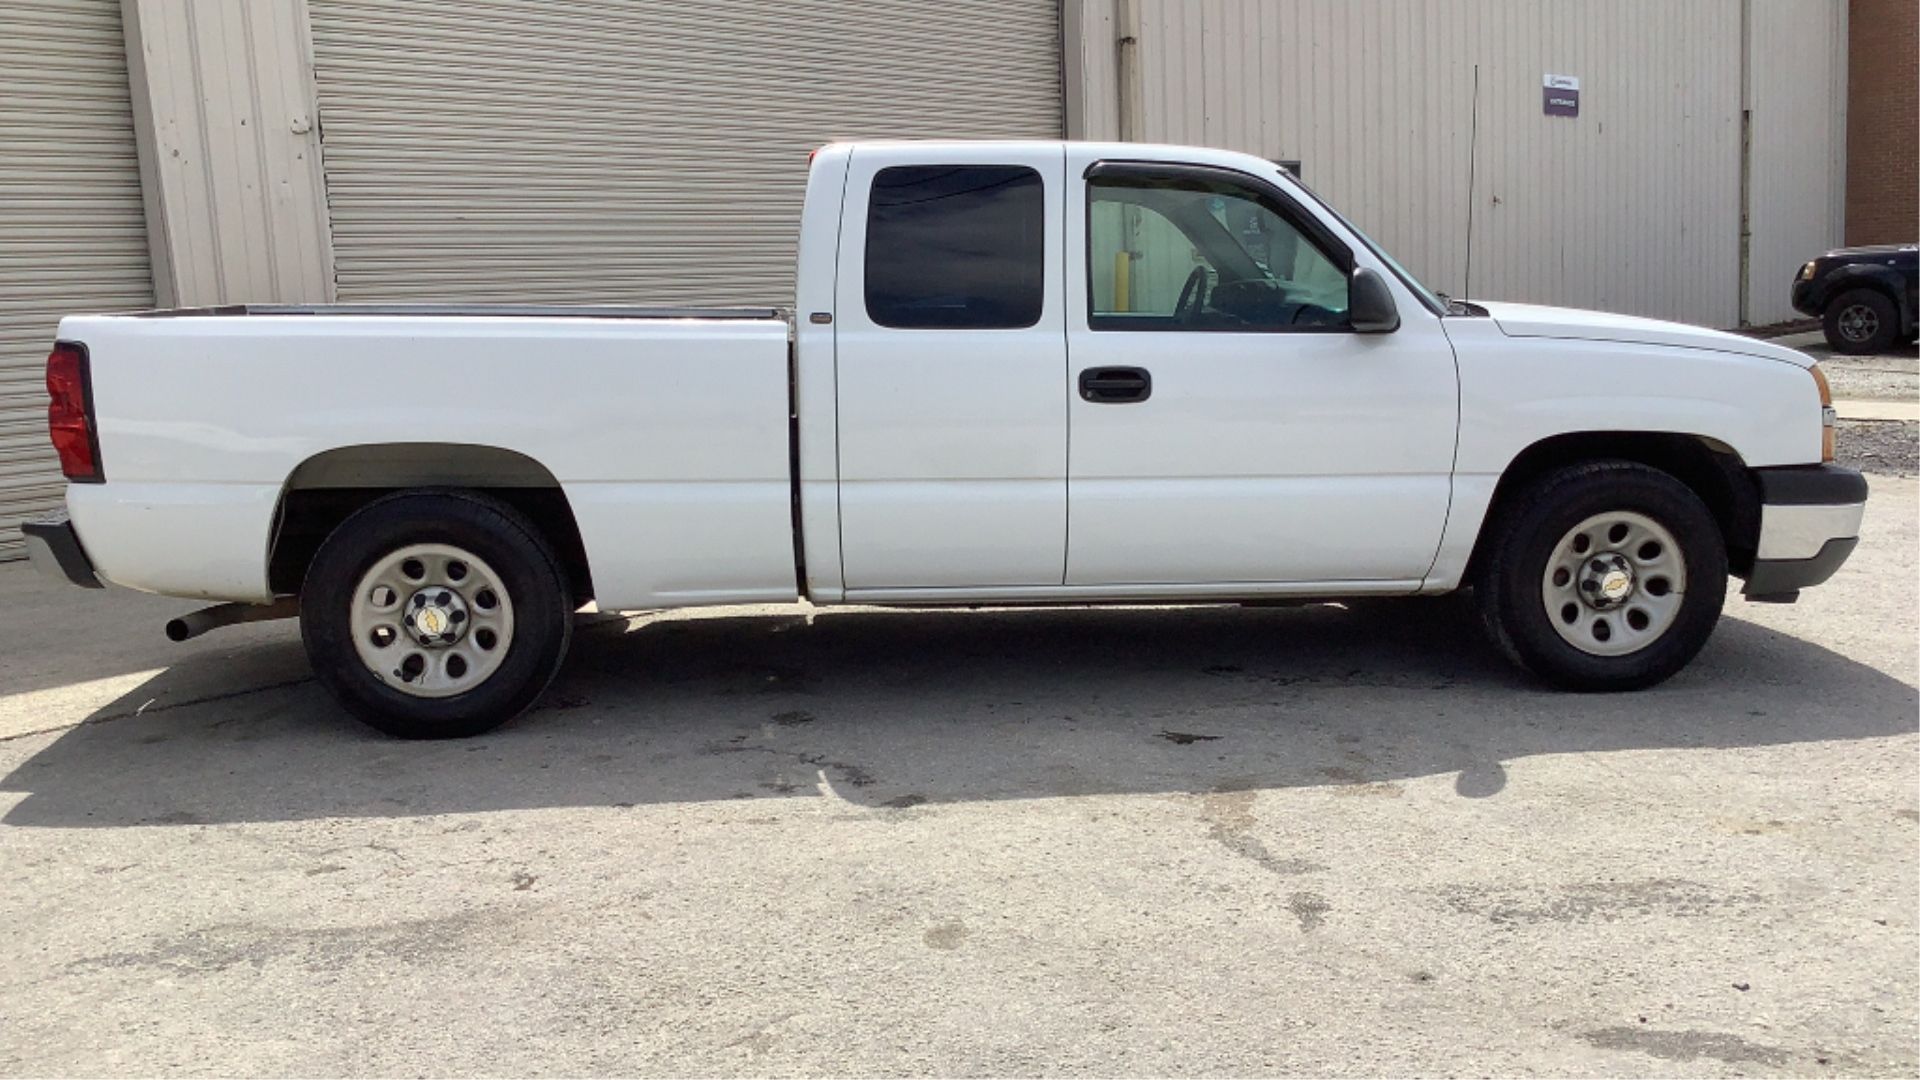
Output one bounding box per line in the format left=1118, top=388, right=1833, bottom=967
left=308, top=0, right=1062, bottom=305
left=0, top=0, right=153, bottom=560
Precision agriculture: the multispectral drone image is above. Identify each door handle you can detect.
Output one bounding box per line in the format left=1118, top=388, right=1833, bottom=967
left=1079, top=366, right=1152, bottom=403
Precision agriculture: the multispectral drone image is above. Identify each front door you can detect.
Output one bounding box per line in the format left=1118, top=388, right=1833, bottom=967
left=1064, top=153, right=1458, bottom=587
left=834, top=145, right=1068, bottom=591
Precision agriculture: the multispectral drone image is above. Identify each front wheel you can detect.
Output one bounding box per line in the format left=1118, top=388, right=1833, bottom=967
left=1822, top=287, right=1899, bottom=355
left=301, top=491, right=574, bottom=738
left=1475, top=462, right=1727, bottom=691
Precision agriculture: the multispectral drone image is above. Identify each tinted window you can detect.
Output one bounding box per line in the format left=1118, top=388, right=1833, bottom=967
left=1088, top=169, right=1349, bottom=332
left=865, top=165, right=1044, bottom=329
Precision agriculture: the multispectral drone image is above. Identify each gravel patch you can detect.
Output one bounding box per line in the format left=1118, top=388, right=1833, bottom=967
left=1810, top=345, right=1918, bottom=402
left=1836, top=419, right=1918, bottom=477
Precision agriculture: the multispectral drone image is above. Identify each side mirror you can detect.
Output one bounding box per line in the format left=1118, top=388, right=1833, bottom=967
left=1349, top=266, right=1400, bottom=333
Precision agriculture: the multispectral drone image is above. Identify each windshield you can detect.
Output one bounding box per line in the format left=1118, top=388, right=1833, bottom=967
left=1282, top=175, right=1449, bottom=316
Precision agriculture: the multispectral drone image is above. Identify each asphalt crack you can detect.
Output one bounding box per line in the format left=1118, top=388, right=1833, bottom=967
left=706, top=740, right=877, bottom=789
left=1200, top=791, right=1327, bottom=878
left=0, top=676, right=315, bottom=743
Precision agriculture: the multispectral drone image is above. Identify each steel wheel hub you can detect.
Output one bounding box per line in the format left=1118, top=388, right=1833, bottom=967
left=350, top=543, right=515, bottom=698
left=1542, top=511, right=1686, bottom=657
left=406, top=586, right=470, bottom=646
left=1580, top=552, right=1637, bottom=609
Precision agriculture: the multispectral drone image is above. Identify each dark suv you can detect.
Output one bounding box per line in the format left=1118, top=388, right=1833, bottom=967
left=1791, top=243, right=1918, bottom=354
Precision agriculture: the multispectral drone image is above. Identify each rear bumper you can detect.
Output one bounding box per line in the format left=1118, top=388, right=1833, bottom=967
left=1742, top=464, right=1867, bottom=599
left=20, top=511, right=103, bottom=589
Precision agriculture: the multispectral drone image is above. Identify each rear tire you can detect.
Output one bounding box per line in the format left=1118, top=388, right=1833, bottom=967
left=1475, top=462, right=1726, bottom=691
left=300, top=491, right=573, bottom=738
left=1822, top=287, right=1899, bottom=354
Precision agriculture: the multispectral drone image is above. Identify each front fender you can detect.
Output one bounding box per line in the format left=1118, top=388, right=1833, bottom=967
left=1450, top=329, right=1821, bottom=473
left=1816, top=264, right=1913, bottom=327
left=1420, top=319, right=1823, bottom=591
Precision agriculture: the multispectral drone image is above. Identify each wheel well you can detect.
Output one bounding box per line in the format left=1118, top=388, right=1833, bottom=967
left=268, top=443, right=594, bottom=602
left=1829, top=278, right=1898, bottom=308
left=1464, top=432, right=1761, bottom=584
left=1826, top=274, right=1913, bottom=331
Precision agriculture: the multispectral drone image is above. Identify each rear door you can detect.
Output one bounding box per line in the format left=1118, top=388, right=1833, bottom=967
left=833, top=145, right=1067, bottom=591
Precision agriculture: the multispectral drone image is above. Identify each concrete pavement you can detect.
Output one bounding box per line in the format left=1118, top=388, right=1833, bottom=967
left=1836, top=399, right=1919, bottom=422
left=0, top=479, right=1914, bottom=1076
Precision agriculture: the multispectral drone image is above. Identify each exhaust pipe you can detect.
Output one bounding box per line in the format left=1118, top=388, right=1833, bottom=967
left=165, top=598, right=300, bottom=642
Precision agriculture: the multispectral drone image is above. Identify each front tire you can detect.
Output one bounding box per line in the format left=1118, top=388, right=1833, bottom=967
left=301, top=491, right=573, bottom=738
left=1822, top=287, right=1899, bottom=354
left=1476, top=462, right=1727, bottom=691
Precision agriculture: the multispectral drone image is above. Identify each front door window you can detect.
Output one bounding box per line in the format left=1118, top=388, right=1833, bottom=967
left=1088, top=171, right=1350, bottom=331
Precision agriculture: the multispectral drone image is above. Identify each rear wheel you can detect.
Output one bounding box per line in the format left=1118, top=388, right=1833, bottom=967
left=1476, top=462, right=1726, bottom=691
left=301, top=491, right=573, bottom=738
left=1823, top=287, right=1899, bottom=354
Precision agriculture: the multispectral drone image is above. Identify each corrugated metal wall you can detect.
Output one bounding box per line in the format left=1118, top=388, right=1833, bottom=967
left=307, top=0, right=1064, bottom=305
left=1747, top=2, right=1849, bottom=325
left=1075, top=0, right=1848, bottom=328
left=1454, top=1, right=1744, bottom=323
left=0, top=0, right=153, bottom=560
left=1129, top=1, right=1484, bottom=311
left=122, top=0, right=335, bottom=307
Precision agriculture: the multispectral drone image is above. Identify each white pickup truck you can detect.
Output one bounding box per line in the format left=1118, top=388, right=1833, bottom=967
left=26, top=141, right=1866, bottom=738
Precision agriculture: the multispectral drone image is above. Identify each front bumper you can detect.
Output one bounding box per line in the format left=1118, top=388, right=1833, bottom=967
left=1789, top=278, right=1821, bottom=319
left=1742, top=464, right=1867, bottom=599
left=20, top=511, right=103, bottom=588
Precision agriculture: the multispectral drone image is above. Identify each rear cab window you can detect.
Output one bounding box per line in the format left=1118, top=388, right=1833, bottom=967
left=864, top=165, right=1045, bottom=329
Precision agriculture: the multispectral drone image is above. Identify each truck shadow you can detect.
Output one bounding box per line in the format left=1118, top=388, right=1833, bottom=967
left=3, top=601, right=1914, bottom=827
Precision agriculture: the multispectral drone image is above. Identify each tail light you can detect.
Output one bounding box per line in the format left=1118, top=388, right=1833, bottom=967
left=46, top=342, right=103, bottom=482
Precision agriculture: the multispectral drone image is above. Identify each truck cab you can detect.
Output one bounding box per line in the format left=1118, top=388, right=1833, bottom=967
left=796, top=142, right=1456, bottom=602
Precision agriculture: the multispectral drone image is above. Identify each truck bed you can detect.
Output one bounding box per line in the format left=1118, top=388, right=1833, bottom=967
left=57, top=308, right=800, bottom=608
left=127, top=304, right=786, bottom=321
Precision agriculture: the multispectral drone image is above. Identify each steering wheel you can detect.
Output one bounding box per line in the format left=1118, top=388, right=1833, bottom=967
left=1174, top=266, right=1209, bottom=325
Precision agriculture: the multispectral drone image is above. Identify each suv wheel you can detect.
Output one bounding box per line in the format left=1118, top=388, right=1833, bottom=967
left=1823, top=288, right=1899, bottom=355
left=1476, top=461, right=1727, bottom=691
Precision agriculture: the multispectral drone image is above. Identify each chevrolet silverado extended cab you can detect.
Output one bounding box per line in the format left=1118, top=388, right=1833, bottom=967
left=26, top=141, right=1867, bottom=738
